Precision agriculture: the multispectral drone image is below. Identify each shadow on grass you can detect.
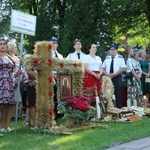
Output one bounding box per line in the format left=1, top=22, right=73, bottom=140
left=1, top=118, right=150, bottom=150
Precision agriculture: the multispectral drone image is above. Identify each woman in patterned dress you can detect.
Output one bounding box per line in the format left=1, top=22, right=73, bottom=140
left=126, top=48, right=143, bottom=106
left=0, top=39, right=15, bottom=132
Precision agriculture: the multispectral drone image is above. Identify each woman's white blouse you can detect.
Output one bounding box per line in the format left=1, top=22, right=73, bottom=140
left=83, top=54, right=102, bottom=71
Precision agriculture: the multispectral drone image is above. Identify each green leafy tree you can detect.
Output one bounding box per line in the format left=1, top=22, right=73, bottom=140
left=0, top=0, right=150, bottom=55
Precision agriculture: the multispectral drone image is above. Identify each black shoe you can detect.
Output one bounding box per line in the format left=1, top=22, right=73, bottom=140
left=11, top=116, right=15, bottom=122
left=56, top=113, right=64, bottom=119
left=17, top=117, right=22, bottom=121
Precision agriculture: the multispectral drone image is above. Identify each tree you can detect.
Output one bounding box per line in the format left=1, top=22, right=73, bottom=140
left=0, top=0, right=150, bottom=55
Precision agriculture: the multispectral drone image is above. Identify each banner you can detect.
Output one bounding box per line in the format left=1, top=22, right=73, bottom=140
left=10, top=9, right=36, bottom=36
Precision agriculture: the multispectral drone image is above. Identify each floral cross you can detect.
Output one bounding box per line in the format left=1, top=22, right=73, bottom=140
left=23, top=41, right=84, bottom=129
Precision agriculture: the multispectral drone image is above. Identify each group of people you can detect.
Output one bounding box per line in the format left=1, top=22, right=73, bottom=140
left=65, top=40, right=126, bottom=109
left=0, top=39, right=23, bottom=133
left=126, top=48, right=150, bottom=106
left=0, top=38, right=37, bottom=133
left=0, top=36, right=150, bottom=133
left=52, top=37, right=150, bottom=110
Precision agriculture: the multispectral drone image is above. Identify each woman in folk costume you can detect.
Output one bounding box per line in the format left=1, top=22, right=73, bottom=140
left=126, top=48, right=143, bottom=106
left=83, top=43, right=103, bottom=95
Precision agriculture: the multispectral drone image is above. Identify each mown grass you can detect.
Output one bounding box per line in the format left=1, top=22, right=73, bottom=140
left=1, top=117, right=150, bottom=150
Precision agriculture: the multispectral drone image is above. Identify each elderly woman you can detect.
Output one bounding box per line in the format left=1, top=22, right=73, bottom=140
left=138, top=49, right=150, bottom=102
left=126, top=48, right=143, bottom=106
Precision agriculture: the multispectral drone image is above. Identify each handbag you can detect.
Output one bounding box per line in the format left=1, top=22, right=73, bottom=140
left=123, top=72, right=132, bottom=80
left=145, top=78, right=150, bottom=83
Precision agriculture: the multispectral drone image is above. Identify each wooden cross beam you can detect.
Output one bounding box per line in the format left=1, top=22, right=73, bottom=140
left=23, top=41, right=83, bottom=129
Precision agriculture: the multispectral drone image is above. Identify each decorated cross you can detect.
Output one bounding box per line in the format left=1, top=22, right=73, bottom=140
left=23, top=41, right=84, bottom=129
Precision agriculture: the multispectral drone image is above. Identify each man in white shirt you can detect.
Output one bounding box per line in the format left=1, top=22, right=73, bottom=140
left=50, top=37, right=63, bottom=59
left=50, top=36, right=63, bottom=119
left=66, top=39, right=86, bottom=61
left=103, top=43, right=126, bottom=108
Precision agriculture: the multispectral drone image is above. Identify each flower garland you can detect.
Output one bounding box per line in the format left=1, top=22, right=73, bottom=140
left=23, top=54, right=44, bottom=71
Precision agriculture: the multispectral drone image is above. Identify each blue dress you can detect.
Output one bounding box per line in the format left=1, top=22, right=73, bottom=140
left=0, top=57, right=15, bottom=104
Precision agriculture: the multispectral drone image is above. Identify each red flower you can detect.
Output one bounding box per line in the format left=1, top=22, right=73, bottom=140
left=48, top=76, right=53, bottom=82
left=49, top=109, right=54, bottom=115
left=60, top=63, right=64, bottom=68
left=48, top=44, right=52, bottom=50
left=33, top=60, right=40, bottom=66
left=48, top=59, right=53, bottom=65
left=66, top=95, right=91, bottom=111
left=49, top=90, right=53, bottom=96
left=73, top=63, right=77, bottom=68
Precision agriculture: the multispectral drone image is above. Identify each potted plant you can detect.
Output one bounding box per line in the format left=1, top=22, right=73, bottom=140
left=64, top=95, right=95, bottom=127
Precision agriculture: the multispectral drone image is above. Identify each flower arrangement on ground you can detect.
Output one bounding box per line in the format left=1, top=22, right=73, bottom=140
left=63, top=95, right=95, bottom=126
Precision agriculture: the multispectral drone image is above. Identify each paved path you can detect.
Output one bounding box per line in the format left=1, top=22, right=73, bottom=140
left=105, top=137, right=150, bottom=150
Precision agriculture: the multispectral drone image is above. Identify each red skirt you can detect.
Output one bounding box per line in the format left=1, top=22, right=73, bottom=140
left=83, top=71, right=102, bottom=95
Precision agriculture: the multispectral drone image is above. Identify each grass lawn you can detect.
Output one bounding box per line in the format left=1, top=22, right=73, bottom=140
left=1, top=117, right=150, bottom=150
